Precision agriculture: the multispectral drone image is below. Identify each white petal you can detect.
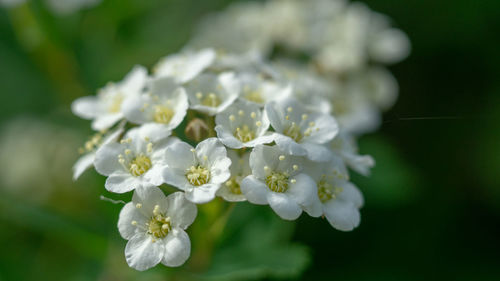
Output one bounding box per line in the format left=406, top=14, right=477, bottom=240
left=71, top=96, right=99, bottom=119
left=286, top=174, right=322, bottom=217
left=184, top=183, right=219, bottom=204
left=344, top=153, right=375, bottom=176
left=105, top=173, right=141, bottom=194
left=122, top=94, right=151, bottom=124
left=163, top=167, right=190, bottom=191
left=323, top=200, right=361, bottom=231
left=91, top=113, right=123, bottom=131
left=118, top=202, right=147, bottom=240
left=214, top=125, right=244, bottom=149
left=162, top=228, right=191, bottom=267
left=244, top=134, right=275, bottom=147
left=164, top=141, right=196, bottom=169
left=143, top=165, right=165, bottom=186
left=72, top=153, right=95, bottom=180
left=266, top=192, right=302, bottom=220
left=132, top=186, right=168, bottom=216
left=306, top=114, right=338, bottom=144
left=249, top=145, right=279, bottom=179
left=125, top=234, right=163, bottom=271
left=137, top=123, right=172, bottom=143
left=165, top=192, right=197, bottom=229
left=301, top=143, right=332, bottom=162
left=94, top=143, right=126, bottom=176
left=210, top=158, right=232, bottom=184
left=274, top=134, right=307, bottom=156
left=240, top=175, right=269, bottom=205
left=121, top=65, right=148, bottom=94
left=338, top=181, right=364, bottom=208
left=265, top=101, right=287, bottom=133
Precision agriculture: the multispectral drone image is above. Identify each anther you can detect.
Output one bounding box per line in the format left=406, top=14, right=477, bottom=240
left=135, top=203, right=142, bottom=209
left=293, top=165, right=299, bottom=171
left=255, top=121, right=262, bottom=127
left=250, top=112, right=256, bottom=118
left=229, top=115, right=236, bottom=121
left=238, top=110, right=244, bottom=116
left=196, top=92, right=203, bottom=99
left=287, top=107, right=293, bottom=112
left=291, top=179, right=297, bottom=184
left=302, top=114, right=308, bottom=120
left=279, top=155, right=285, bottom=161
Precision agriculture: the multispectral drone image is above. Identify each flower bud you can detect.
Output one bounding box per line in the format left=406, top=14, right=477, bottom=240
left=185, top=118, right=210, bottom=142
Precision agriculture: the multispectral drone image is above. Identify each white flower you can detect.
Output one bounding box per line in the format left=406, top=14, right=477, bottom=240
left=94, top=125, right=174, bottom=193
left=162, top=138, right=231, bottom=204
left=118, top=187, right=197, bottom=270
left=214, top=99, right=274, bottom=149
left=272, top=61, right=332, bottom=114
left=122, top=77, right=188, bottom=132
left=72, top=66, right=148, bottom=131
left=349, top=66, right=399, bottom=111
left=238, top=73, right=289, bottom=106
left=216, top=150, right=251, bottom=202
left=240, top=145, right=321, bottom=220
left=329, top=130, right=375, bottom=176
left=330, top=85, right=381, bottom=135
left=184, top=72, right=240, bottom=116
left=367, top=13, right=410, bottom=64
left=154, top=48, right=216, bottom=84
left=73, top=122, right=125, bottom=180
left=265, top=97, right=338, bottom=162
left=305, top=158, right=364, bottom=231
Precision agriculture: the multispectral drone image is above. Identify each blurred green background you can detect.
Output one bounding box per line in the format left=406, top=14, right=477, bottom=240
left=0, top=0, right=499, bottom=280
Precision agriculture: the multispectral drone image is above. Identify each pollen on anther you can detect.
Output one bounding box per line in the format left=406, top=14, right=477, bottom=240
left=135, top=203, right=142, bottom=209
left=293, top=165, right=299, bottom=170
left=287, top=107, right=293, bottom=112
left=196, top=92, right=203, bottom=99
left=291, top=179, right=297, bottom=184
left=250, top=112, right=256, bottom=118
left=229, top=115, right=236, bottom=121
left=131, top=220, right=138, bottom=226
left=125, top=149, right=132, bottom=155
left=264, top=166, right=269, bottom=171
left=279, top=155, right=285, bottom=161
left=256, top=121, right=262, bottom=127
left=238, top=110, right=244, bottom=116
left=190, top=148, right=196, bottom=152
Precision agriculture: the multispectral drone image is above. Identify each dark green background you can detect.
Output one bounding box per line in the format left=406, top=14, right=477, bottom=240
left=0, top=0, right=499, bottom=280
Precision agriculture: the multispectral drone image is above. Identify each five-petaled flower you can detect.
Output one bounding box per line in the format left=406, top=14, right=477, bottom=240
left=118, top=187, right=197, bottom=271
left=241, top=145, right=321, bottom=220
left=162, top=138, right=231, bottom=204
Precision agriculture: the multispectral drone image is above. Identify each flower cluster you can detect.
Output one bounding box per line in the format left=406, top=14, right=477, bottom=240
left=72, top=0, right=408, bottom=272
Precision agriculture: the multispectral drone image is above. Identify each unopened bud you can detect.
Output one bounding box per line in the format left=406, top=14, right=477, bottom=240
left=185, top=118, right=210, bottom=142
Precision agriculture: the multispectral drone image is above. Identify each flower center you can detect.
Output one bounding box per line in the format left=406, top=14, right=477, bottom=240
left=200, top=92, right=221, bottom=107
left=186, top=165, right=210, bottom=186
left=108, top=94, right=124, bottom=113
left=147, top=205, right=171, bottom=239
left=317, top=179, right=343, bottom=203
left=129, top=154, right=152, bottom=177
left=284, top=122, right=303, bottom=142
left=244, top=90, right=264, bottom=104
left=265, top=171, right=289, bottom=193
left=234, top=125, right=255, bottom=143
left=225, top=176, right=242, bottom=195
left=153, top=105, right=174, bottom=124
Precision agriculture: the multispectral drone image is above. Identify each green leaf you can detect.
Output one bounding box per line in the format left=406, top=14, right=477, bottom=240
left=197, top=204, right=311, bottom=281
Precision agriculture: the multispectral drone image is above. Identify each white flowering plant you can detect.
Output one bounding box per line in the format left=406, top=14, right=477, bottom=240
left=71, top=0, right=408, bottom=275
